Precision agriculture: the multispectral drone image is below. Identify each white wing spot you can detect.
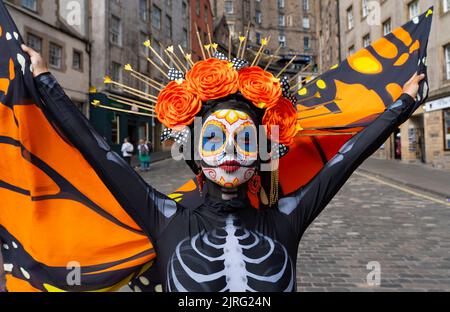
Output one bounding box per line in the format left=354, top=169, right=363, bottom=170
left=20, top=267, right=31, bottom=280
left=17, top=54, right=26, bottom=75
left=139, top=276, right=150, bottom=286
left=6, top=32, right=12, bottom=40
left=12, top=241, right=18, bottom=249
left=3, top=263, right=13, bottom=272
left=13, top=32, right=19, bottom=40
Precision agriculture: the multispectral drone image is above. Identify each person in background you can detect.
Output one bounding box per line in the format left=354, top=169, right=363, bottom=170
left=138, top=139, right=151, bottom=172
left=121, top=137, right=134, bottom=165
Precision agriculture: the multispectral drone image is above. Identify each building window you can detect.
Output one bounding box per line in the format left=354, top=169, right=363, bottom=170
left=363, top=34, right=371, bottom=47
left=182, top=2, right=187, bottom=19
left=278, top=0, right=285, bottom=9
left=278, top=35, right=286, bottom=48
left=139, top=0, right=148, bottom=21
left=112, top=114, right=120, bottom=145
left=72, top=50, right=82, bottom=70
left=279, top=14, right=285, bottom=27
left=166, top=15, right=172, bottom=39
left=225, top=1, right=233, bottom=14
left=444, top=0, right=450, bottom=13
left=26, top=33, right=42, bottom=53
left=182, top=28, right=188, bottom=49
left=303, top=17, right=310, bottom=29
left=196, top=0, right=200, bottom=15
left=445, top=110, right=450, bottom=150
left=227, top=23, right=235, bottom=36
left=362, top=0, right=368, bottom=18
left=408, top=0, right=420, bottom=19
left=152, top=5, right=161, bottom=29
left=348, top=45, right=355, bottom=56
left=256, top=32, right=262, bottom=45
left=204, top=5, right=209, bottom=24
left=303, top=0, right=309, bottom=11
left=49, top=43, right=62, bottom=69
left=152, top=40, right=162, bottom=65
left=446, top=45, right=450, bottom=80
left=140, top=32, right=148, bottom=55
left=383, top=18, right=392, bottom=35
left=110, top=15, right=122, bottom=45
left=111, top=62, right=122, bottom=90
left=304, top=36, right=310, bottom=50
left=21, top=0, right=37, bottom=11
left=347, top=6, right=354, bottom=30
left=255, top=10, right=262, bottom=24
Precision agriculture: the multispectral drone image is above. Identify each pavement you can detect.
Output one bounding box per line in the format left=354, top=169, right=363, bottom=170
left=138, top=157, right=450, bottom=292
left=3, top=156, right=450, bottom=292
left=360, top=158, right=450, bottom=200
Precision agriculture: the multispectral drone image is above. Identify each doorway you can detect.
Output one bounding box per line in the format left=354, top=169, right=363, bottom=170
left=394, top=129, right=402, bottom=160
left=127, top=119, right=138, bottom=145
left=409, top=115, right=426, bottom=163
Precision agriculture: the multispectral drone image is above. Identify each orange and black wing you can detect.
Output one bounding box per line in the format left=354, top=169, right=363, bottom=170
left=0, top=2, right=155, bottom=292
left=280, top=8, right=433, bottom=195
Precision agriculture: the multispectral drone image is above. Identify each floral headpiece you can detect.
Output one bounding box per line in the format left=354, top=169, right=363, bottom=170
left=101, top=35, right=306, bottom=158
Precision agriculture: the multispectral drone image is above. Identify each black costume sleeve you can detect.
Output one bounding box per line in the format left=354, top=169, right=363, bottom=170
left=34, top=73, right=180, bottom=243
left=278, top=94, right=416, bottom=239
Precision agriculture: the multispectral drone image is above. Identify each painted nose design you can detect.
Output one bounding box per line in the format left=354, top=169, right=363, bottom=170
left=224, top=136, right=236, bottom=156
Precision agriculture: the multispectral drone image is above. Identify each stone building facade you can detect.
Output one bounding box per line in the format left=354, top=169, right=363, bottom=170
left=5, top=0, right=90, bottom=115
left=89, top=0, right=190, bottom=153
left=211, top=0, right=318, bottom=76
left=315, top=0, right=341, bottom=73
left=339, top=0, right=450, bottom=170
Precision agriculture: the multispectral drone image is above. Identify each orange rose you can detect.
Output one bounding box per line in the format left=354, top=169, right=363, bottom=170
left=186, top=58, right=239, bottom=102
left=263, top=98, right=299, bottom=146
left=155, top=81, right=202, bottom=129
left=238, top=66, right=282, bottom=109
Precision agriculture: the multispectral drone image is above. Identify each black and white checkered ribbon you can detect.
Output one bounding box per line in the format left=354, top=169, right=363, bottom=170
left=213, top=51, right=228, bottom=61
left=231, top=58, right=249, bottom=70
left=168, top=68, right=185, bottom=81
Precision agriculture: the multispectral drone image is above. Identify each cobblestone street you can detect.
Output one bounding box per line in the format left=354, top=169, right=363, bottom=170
left=140, top=158, right=450, bottom=292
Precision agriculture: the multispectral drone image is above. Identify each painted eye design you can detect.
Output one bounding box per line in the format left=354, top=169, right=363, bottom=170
left=202, top=124, right=226, bottom=153
left=235, top=126, right=257, bottom=154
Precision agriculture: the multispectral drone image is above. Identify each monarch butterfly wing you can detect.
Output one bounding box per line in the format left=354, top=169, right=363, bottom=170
left=0, top=3, right=155, bottom=292
left=281, top=8, right=433, bottom=194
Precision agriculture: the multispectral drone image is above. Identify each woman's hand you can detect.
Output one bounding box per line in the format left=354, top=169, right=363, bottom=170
left=403, top=72, right=426, bottom=100
left=21, top=44, right=49, bottom=77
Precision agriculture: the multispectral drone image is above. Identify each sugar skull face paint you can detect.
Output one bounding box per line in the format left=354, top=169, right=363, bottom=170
left=200, top=109, right=258, bottom=188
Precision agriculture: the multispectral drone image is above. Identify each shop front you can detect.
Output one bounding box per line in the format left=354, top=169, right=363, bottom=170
left=424, top=96, right=450, bottom=170
left=88, top=92, right=159, bottom=155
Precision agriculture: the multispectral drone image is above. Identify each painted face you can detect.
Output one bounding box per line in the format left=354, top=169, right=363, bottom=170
left=200, top=109, right=258, bottom=189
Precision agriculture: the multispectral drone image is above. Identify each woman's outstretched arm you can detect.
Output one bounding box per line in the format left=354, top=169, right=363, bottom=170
left=22, top=44, right=179, bottom=243
left=278, top=73, right=425, bottom=239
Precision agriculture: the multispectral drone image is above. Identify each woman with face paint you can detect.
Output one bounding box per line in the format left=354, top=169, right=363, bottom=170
left=21, top=18, right=427, bottom=292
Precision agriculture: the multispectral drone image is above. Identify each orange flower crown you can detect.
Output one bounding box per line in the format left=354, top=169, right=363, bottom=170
left=156, top=56, right=300, bottom=147
left=101, top=39, right=304, bottom=152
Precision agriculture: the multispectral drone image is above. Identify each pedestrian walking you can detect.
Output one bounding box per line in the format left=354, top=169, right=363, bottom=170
left=121, top=137, right=134, bottom=165
left=138, top=139, right=151, bottom=172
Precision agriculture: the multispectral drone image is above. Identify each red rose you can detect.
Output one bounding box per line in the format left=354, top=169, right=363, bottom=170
left=238, top=66, right=282, bottom=109
left=186, top=58, right=239, bottom=102
left=155, top=81, right=202, bottom=129
left=263, top=98, right=299, bottom=146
